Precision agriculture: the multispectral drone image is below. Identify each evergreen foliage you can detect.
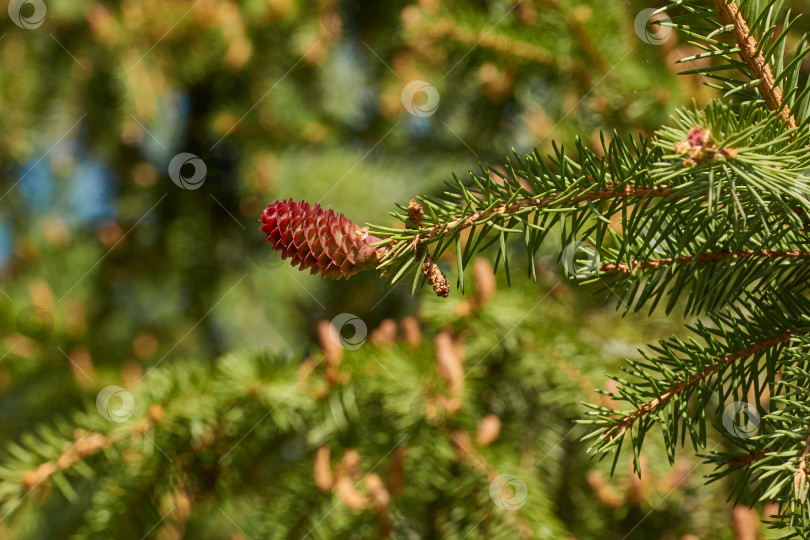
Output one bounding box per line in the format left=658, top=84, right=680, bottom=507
left=8, top=0, right=810, bottom=538
left=341, top=1, right=810, bottom=535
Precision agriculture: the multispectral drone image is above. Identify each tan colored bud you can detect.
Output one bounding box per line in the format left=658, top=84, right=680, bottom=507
left=422, top=254, right=450, bottom=297
left=455, top=300, right=473, bottom=318
left=401, top=317, right=421, bottom=348
left=28, top=279, right=54, bottom=311
left=407, top=199, right=424, bottom=228
left=658, top=457, right=692, bottom=492
left=147, top=404, right=165, bottom=423
left=473, top=258, right=496, bottom=305
left=313, top=445, right=334, bottom=492
left=585, top=470, right=624, bottom=508
left=732, top=505, right=759, bottom=540
left=371, top=319, right=397, bottom=347
left=334, top=476, right=367, bottom=511
left=452, top=430, right=487, bottom=472
left=67, top=347, right=95, bottom=388
left=297, top=358, right=318, bottom=382
left=341, top=448, right=362, bottom=479
left=317, top=320, right=342, bottom=366
left=445, top=397, right=462, bottom=415
left=364, top=473, right=391, bottom=511
left=435, top=331, right=463, bottom=395
left=475, top=414, right=501, bottom=446
left=451, top=430, right=475, bottom=464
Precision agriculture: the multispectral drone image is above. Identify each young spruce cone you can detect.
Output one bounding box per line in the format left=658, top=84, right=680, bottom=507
left=260, top=199, right=385, bottom=279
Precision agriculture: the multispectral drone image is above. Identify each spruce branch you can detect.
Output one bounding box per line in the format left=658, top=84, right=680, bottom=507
left=599, top=248, right=810, bottom=275
left=599, top=328, right=800, bottom=444
left=699, top=345, right=810, bottom=532
left=408, top=183, right=674, bottom=249
left=260, top=100, right=810, bottom=311
left=712, top=0, right=797, bottom=128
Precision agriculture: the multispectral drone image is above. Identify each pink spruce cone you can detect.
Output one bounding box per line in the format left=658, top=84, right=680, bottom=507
left=260, top=199, right=385, bottom=279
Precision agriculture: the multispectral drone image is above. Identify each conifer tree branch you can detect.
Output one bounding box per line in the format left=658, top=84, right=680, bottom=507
left=599, top=249, right=810, bottom=275
left=602, top=329, right=802, bottom=443
left=727, top=450, right=767, bottom=469
left=410, top=184, right=675, bottom=250
left=713, top=0, right=798, bottom=128
left=20, top=432, right=113, bottom=491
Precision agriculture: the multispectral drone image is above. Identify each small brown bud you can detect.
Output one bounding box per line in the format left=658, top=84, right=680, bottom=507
left=341, top=448, right=362, bottom=479
left=445, top=397, right=462, bottom=415
left=317, top=320, right=342, bottom=366
left=334, top=476, right=368, bottom=511
left=732, top=505, right=759, bottom=540
left=66, top=347, right=95, bottom=388
left=451, top=430, right=474, bottom=463
left=370, top=319, right=397, bottom=347
left=313, top=445, right=334, bottom=492
left=401, top=317, right=421, bottom=348
left=422, top=254, right=450, bottom=297
left=364, top=473, right=391, bottom=511
left=455, top=300, right=473, bottom=318
left=475, top=414, right=501, bottom=446
left=147, top=404, right=165, bottom=423
left=586, top=469, right=624, bottom=508
left=435, top=331, right=463, bottom=395
left=297, top=358, right=318, bottom=382
left=473, top=258, right=496, bottom=305
left=658, top=457, right=692, bottom=492
left=407, top=199, right=424, bottom=228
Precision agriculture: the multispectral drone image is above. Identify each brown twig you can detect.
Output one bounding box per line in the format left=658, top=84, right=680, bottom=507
left=714, top=0, right=798, bottom=128
left=416, top=184, right=673, bottom=245
left=728, top=450, right=768, bottom=468
left=600, top=249, right=810, bottom=274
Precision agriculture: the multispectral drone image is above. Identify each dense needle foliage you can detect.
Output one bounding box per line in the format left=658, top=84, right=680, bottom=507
left=8, top=0, right=810, bottom=538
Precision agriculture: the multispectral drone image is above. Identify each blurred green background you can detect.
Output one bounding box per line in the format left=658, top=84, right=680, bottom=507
left=0, top=0, right=777, bottom=538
